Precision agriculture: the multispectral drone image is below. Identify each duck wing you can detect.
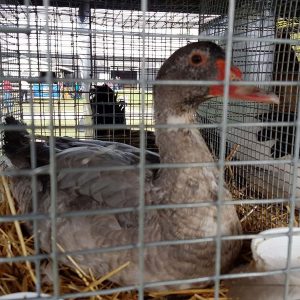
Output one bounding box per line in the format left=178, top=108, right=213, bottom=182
left=54, top=145, right=154, bottom=218
left=3, top=116, right=158, bottom=250
left=5, top=144, right=158, bottom=284
left=51, top=136, right=160, bottom=164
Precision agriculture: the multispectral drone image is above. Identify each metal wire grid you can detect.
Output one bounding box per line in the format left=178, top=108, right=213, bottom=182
left=0, top=0, right=300, bottom=299
left=0, top=5, right=25, bottom=119
left=0, top=4, right=86, bottom=137
left=1, top=4, right=202, bottom=143
left=89, top=8, right=202, bottom=147
left=198, top=0, right=300, bottom=228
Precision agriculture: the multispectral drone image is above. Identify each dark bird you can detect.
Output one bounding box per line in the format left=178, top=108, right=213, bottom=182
left=90, top=83, right=126, bottom=137
left=256, top=111, right=297, bottom=158
left=90, top=83, right=157, bottom=152
left=2, top=117, right=160, bottom=169
left=2, top=42, right=278, bottom=290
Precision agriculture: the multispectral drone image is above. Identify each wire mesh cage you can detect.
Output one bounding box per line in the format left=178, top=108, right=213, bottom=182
left=0, top=0, right=300, bottom=299
left=198, top=0, right=300, bottom=231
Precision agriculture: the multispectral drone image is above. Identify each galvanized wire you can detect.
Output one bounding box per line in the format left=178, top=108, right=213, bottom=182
left=43, top=0, right=60, bottom=296
left=213, top=0, right=236, bottom=298
left=0, top=1, right=300, bottom=299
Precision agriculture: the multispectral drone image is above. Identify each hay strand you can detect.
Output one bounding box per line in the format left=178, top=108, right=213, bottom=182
left=56, top=242, right=90, bottom=279
left=149, top=286, right=229, bottom=300
left=83, top=262, right=130, bottom=292
left=1, top=176, right=36, bottom=284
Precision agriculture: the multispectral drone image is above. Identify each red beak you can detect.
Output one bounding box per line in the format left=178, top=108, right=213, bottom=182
left=208, top=59, right=279, bottom=105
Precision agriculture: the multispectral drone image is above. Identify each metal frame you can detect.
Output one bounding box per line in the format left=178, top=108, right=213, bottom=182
left=0, top=0, right=300, bottom=299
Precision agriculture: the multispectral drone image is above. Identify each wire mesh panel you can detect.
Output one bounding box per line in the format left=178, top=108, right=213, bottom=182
left=0, top=0, right=300, bottom=300
left=1, top=3, right=201, bottom=148
left=0, top=5, right=24, bottom=119
left=198, top=0, right=300, bottom=230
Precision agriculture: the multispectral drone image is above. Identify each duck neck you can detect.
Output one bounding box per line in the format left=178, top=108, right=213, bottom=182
left=153, top=89, right=217, bottom=204
left=156, top=111, right=210, bottom=163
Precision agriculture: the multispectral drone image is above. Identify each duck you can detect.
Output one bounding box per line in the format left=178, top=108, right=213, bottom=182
left=89, top=83, right=126, bottom=137
left=90, top=83, right=158, bottom=152
left=2, top=41, right=279, bottom=291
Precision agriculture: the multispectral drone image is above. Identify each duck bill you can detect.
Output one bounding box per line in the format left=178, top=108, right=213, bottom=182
left=227, top=85, right=279, bottom=104
left=208, top=59, right=279, bottom=105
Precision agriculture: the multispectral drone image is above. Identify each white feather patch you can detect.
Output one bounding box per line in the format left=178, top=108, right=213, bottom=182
left=203, top=167, right=218, bottom=191
left=166, top=114, right=190, bottom=132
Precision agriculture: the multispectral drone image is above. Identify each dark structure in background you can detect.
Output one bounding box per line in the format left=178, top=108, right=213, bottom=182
left=273, top=29, right=300, bottom=113
left=90, top=84, right=157, bottom=151
left=256, top=28, right=300, bottom=159
left=90, top=84, right=126, bottom=138
left=110, top=70, right=137, bottom=89
left=256, top=111, right=297, bottom=158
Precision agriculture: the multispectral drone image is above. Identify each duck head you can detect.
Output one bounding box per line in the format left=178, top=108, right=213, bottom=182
left=154, top=41, right=279, bottom=114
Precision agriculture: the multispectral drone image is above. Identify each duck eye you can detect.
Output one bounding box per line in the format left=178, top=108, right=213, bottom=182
left=189, top=53, right=203, bottom=66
